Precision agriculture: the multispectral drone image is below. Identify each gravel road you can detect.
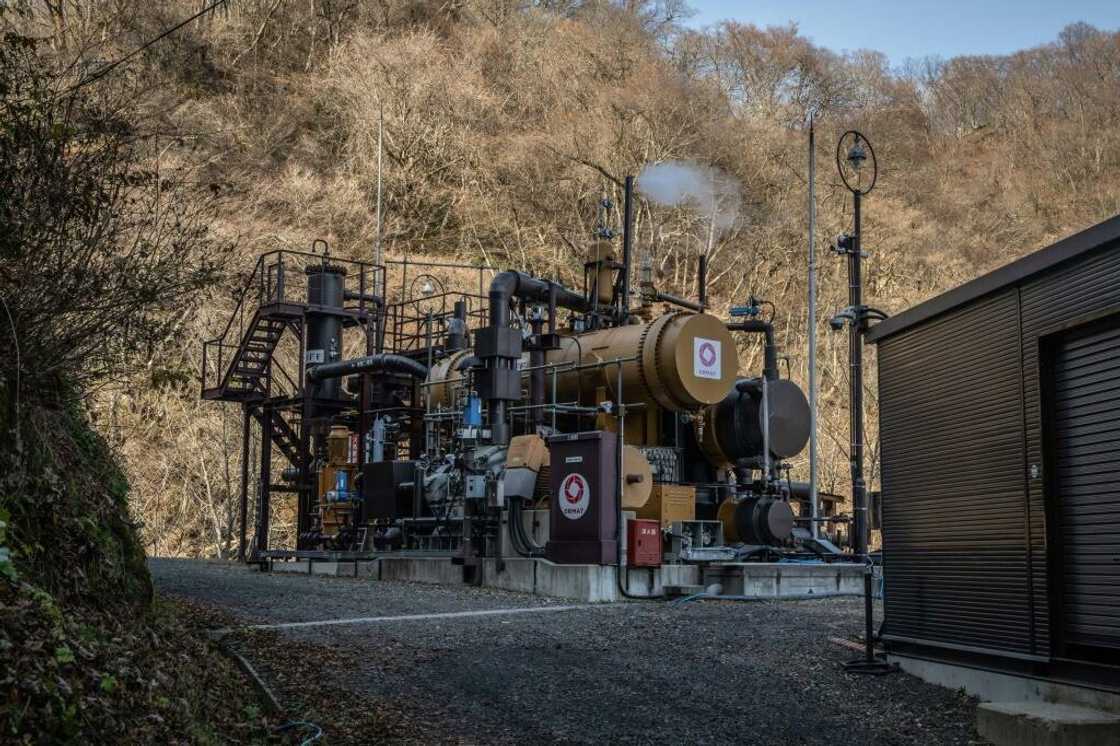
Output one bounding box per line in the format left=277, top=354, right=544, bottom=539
left=151, top=558, right=986, bottom=745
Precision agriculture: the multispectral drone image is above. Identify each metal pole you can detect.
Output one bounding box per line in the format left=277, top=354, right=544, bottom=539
left=850, top=190, right=867, bottom=558
left=808, top=116, right=819, bottom=539
left=374, top=101, right=384, bottom=270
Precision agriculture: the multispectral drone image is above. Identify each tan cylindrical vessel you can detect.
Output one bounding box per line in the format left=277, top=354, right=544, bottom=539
left=426, top=349, right=472, bottom=408
left=545, top=312, right=738, bottom=411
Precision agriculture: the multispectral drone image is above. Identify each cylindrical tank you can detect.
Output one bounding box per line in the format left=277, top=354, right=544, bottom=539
left=306, top=264, right=347, bottom=400
left=545, top=312, right=738, bottom=411
left=719, top=497, right=794, bottom=544
left=699, top=378, right=810, bottom=466
left=426, top=349, right=472, bottom=408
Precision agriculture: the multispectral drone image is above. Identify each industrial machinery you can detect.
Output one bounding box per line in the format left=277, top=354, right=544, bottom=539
left=201, top=178, right=828, bottom=581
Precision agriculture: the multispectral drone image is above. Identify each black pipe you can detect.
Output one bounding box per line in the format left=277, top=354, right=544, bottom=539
left=483, top=271, right=588, bottom=444
left=455, top=354, right=481, bottom=372
left=619, top=175, right=634, bottom=321
left=697, top=254, right=708, bottom=309
left=307, top=353, right=428, bottom=382
left=343, top=290, right=384, bottom=306
left=654, top=290, right=703, bottom=313
left=446, top=300, right=468, bottom=352
left=529, top=315, right=545, bottom=428
left=488, top=271, right=589, bottom=327
left=727, top=320, right=778, bottom=381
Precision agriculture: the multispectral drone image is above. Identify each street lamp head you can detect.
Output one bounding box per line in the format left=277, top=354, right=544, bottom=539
left=846, top=137, right=867, bottom=172
left=835, top=130, right=877, bottom=196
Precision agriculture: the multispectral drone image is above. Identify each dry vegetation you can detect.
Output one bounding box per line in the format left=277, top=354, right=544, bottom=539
left=8, top=1, right=1119, bottom=556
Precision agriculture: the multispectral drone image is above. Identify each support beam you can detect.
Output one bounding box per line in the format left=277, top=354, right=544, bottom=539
left=256, top=405, right=273, bottom=553
left=238, top=404, right=251, bottom=561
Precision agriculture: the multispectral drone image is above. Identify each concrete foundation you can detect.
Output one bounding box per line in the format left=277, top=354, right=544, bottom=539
left=976, top=702, right=1120, bottom=746
left=703, top=562, right=864, bottom=598
left=889, top=655, right=1120, bottom=716
left=263, top=555, right=864, bottom=603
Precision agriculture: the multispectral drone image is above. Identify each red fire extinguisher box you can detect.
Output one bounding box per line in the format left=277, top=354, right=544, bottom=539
left=627, top=519, right=662, bottom=567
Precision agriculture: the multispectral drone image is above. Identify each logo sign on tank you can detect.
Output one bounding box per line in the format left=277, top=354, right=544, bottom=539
left=558, top=472, right=591, bottom=520
left=693, top=337, right=721, bottom=380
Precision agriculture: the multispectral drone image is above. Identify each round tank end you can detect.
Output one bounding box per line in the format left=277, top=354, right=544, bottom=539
left=648, top=313, right=737, bottom=410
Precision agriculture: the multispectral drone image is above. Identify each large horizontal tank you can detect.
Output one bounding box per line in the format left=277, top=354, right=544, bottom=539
left=699, top=378, right=811, bottom=466
left=545, top=311, right=738, bottom=411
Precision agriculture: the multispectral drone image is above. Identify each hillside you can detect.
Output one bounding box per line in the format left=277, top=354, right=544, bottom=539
left=5, top=1, right=1119, bottom=555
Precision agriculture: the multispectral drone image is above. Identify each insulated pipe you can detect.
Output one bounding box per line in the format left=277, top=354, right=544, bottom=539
left=483, top=271, right=589, bottom=444
left=529, top=315, right=545, bottom=428
left=727, top=320, right=778, bottom=381
left=307, top=353, right=428, bottom=382
left=487, top=271, right=589, bottom=328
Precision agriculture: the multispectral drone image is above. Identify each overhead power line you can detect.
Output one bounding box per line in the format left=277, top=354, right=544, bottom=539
left=61, top=0, right=230, bottom=96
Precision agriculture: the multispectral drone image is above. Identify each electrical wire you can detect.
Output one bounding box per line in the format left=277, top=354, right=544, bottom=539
left=57, top=0, right=231, bottom=98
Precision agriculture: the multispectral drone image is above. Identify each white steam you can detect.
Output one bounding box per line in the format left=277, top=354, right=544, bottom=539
left=637, top=161, right=742, bottom=243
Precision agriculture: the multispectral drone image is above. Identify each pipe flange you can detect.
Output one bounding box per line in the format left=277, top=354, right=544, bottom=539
left=639, top=311, right=681, bottom=411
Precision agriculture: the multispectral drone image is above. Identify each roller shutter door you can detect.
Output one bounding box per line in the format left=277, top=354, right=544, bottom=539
left=1050, top=316, right=1120, bottom=654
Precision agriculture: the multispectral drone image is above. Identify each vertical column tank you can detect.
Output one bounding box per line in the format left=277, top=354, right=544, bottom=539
left=305, top=263, right=347, bottom=401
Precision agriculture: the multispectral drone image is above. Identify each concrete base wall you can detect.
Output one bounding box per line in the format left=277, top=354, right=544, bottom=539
left=263, top=556, right=866, bottom=604
left=890, top=654, right=1120, bottom=715
left=702, top=562, right=864, bottom=598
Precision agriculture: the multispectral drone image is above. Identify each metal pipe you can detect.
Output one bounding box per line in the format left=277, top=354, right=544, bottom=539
left=483, top=271, right=589, bottom=444
left=727, top=320, right=778, bottom=381
left=653, top=290, right=703, bottom=313
left=530, top=315, right=545, bottom=428
left=697, top=254, right=708, bottom=309
left=620, top=175, right=634, bottom=320
left=761, top=375, right=771, bottom=481
left=307, top=353, right=428, bottom=382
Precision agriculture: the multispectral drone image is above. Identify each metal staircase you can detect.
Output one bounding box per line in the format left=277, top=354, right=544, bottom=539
left=252, top=406, right=304, bottom=467
left=213, top=313, right=286, bottom=399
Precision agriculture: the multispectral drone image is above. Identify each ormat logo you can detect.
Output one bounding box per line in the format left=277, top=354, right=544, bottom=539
left=558, top=472, right=591, bottom=520
left=693, top=337, right=722, bottom=380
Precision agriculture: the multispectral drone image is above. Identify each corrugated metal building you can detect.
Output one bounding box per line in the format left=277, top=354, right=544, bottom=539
left=866, top=215, right=1120, bottom=698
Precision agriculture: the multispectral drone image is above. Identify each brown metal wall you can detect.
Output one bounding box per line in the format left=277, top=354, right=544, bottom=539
left=878, top=290, right=1036, bottom=655
left=1019, top=244, right=1120, bottom=656
left=878, top=241, right=1120, bottom=662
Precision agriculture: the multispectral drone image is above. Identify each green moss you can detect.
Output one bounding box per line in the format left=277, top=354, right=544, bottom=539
left=0, top=381, right=152, bottom=608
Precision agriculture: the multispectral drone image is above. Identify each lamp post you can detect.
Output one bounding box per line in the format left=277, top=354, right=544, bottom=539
left=831, top=130, right=893, bottom=675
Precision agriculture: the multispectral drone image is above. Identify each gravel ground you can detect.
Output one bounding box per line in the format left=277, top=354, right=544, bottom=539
left=151, top=559, right=987, bottom=745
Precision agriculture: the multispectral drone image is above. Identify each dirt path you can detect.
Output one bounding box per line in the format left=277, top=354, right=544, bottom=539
left=151, top=558, right=985, bottom=745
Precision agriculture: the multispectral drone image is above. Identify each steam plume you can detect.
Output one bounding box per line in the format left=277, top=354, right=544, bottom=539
left=637, top=161, right=742, bottom=245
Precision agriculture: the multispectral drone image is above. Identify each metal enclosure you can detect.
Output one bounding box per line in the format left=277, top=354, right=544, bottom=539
left=545, top=431, right=619, bottom=564
left=867, top=214, right=1120, bottom=685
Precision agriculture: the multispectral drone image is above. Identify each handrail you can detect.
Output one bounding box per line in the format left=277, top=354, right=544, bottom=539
left=201, top=247, right=385, bottom=393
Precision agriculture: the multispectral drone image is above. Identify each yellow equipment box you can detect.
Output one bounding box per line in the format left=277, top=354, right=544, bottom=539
left=635, top=484, right=695, bottom=527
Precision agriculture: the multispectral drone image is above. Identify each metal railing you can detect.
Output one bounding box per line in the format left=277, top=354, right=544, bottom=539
left=202, top=249, right=383, bottom=395
left=383, top=291, right=488, bottom=355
